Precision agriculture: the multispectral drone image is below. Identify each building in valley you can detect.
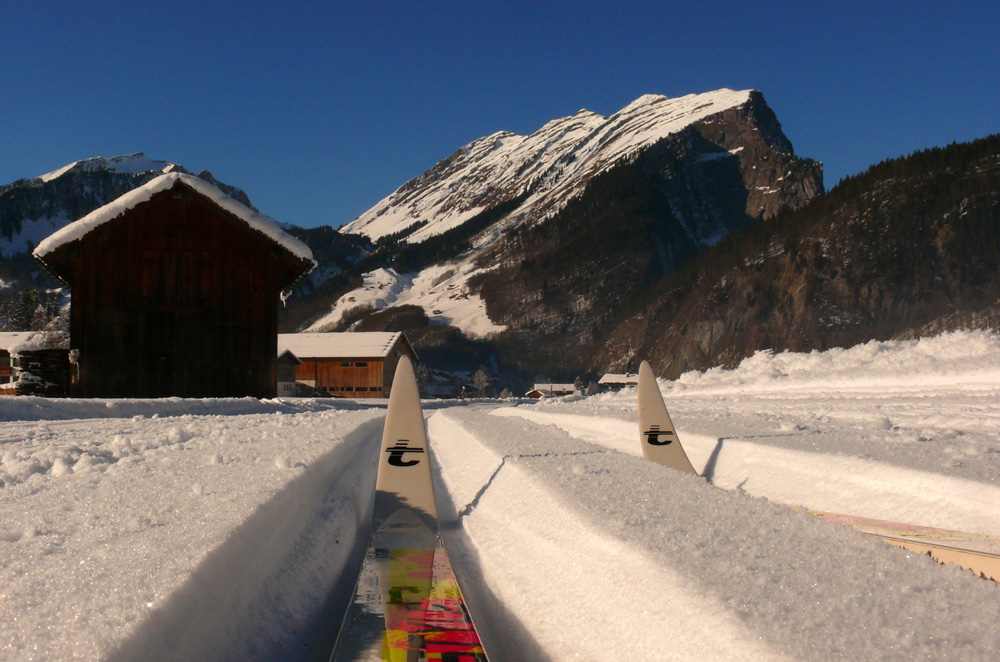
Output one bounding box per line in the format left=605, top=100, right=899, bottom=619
left=277, top=332, right=417, bottom=398
left=0, top=332, right=33, bottom=384
left=598, top=373, right=640, bottom=391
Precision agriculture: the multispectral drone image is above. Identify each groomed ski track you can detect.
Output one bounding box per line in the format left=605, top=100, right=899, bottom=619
left=4, top=332, right=1000, bottom=661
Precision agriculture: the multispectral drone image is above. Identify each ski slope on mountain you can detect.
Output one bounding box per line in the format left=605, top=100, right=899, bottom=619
left=305, top=264, right=505, bottom=337
left=2, top=331, right=1000, bottom=660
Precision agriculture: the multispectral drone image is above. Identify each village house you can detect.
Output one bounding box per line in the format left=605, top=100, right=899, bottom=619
left=0, top=332, right=33, bottom=385
left=277, top=332, right=417, bottom=398
left=598, top=373, right=640, bottom=391
left=526, top=383, right=578, bottom=398
left=32, top=173, right=315, bottom=398
left=276, top=349, right=303, bottom=397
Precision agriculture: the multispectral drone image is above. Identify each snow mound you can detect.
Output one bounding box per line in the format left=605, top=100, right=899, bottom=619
left=661, top=331, right=1000, bottom=395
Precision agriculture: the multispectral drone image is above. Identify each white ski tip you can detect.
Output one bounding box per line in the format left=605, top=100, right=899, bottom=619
left=375, top=355, right=438, bottom=520
left=637, top=361, right=698, bottom=475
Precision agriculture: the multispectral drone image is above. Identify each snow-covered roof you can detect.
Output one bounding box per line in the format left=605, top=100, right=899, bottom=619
left=277, top=332, right=407, bottom=359
left=33, top=172, right=314, bottom=265
left=531, top=383, right=577, bottom=392
left=598, top=373, right=639, bottom=385
left=0, top=332, right=36, bottom=352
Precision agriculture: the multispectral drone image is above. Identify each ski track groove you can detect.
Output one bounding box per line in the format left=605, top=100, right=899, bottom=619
left=430, top=406, right=1000, bottom=661
left=457, top=449, right=607, bottom=518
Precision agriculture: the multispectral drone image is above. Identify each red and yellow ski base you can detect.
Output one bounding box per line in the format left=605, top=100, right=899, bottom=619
left=378, top=546, right=486, bottom=661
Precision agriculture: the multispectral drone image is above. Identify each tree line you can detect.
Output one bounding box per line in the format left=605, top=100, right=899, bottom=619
left=0, top=288, right=65, bottom=332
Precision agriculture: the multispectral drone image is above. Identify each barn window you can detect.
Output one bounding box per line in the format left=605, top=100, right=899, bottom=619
left=355, top=361, right=368, bottom=367
left=340, top=361, right=352, bottom=367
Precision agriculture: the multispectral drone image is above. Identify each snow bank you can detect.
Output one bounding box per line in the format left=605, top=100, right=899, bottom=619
left=491, top=406, right=1000, bottom=536
left=0, top=396, right=373, bottom=423
left=668, top=331, right=1000, bottom=394
left=1, top=404, right=382, bottom=662
left=430, top=410, right=790, bottom=661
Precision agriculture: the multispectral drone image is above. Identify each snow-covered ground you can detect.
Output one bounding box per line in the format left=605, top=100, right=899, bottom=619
left=3, top=331, right=1000, bottom=661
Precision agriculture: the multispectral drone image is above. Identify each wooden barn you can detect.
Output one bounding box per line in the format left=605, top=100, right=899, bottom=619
left=277, top=332, right=417, bottom=398
left=33, top=173, right=315, bottom=398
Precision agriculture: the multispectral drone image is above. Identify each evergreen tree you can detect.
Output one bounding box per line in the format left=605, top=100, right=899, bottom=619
left=0, top=299, right=13, bottom=331
left=30, top=304, right=48, bottom=331
left=474, top=365, right=490, bottom=398
left=414, top=361, right=431, bottom=398
left=12, top=289, right=40, bottom=331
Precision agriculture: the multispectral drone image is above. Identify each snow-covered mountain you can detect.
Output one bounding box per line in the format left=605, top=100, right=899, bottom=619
left=0, top=153, right=254, bottom=260
left=300, top=89, right=823, bottom=378
left=342, top=89, right=821, bottom=246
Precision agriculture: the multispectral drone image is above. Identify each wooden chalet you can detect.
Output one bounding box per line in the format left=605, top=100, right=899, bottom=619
left=598, top=373, right=640, bottom=391
left=526, top=383, right=577, bottom=398
left=0, top=332, right=33, bottom=385
left=0, top=332, right=72, bottom=396
left=276, top=349, right=303, bottom=397
left=277, top=332, right=416, bottom=398
left=33, top=173, right=315, bottom=398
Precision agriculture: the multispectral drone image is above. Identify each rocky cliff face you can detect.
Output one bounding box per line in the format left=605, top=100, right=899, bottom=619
left=453, top=91, right=822, bottom=375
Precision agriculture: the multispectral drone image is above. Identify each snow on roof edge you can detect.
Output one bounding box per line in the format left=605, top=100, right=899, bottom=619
left=278, top=332, right=406, bottom=359
left=32, top=173, right=315, bottom=266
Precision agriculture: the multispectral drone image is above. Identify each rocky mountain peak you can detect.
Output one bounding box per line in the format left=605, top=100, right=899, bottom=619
left=342, top=88, right=818, bottom=249
left=297, top=89, right=824, bottom=380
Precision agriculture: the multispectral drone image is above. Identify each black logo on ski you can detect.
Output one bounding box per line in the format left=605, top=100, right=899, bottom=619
left=385, top=439, right=425, bottom=467
left=644, top=425, right=674, bottom=446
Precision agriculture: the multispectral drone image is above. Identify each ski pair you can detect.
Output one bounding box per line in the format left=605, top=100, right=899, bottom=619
left=331, top=356, right=487, bottom=661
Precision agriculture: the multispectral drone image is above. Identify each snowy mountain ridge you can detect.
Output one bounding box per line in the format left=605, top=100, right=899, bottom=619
left=35, top=153, right=179, bottom=184
left=342, top=89, right=760, bottom=244
left=0, top=153, right=254, bottom=260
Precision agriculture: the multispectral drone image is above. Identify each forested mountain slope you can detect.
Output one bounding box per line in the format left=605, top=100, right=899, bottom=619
left=595, top=135, right=1000, bottom=377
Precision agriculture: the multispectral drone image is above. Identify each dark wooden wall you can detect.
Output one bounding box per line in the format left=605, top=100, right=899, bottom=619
left=63, top=189, right=284, bottom=398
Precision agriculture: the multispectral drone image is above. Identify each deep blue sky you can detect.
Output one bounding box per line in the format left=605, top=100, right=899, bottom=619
left=2, top=1, right=997, bottom=229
